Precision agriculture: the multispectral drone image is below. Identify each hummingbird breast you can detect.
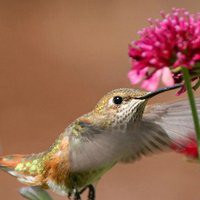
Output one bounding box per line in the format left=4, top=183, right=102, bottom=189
left=42, top=131, right=115, bottom=195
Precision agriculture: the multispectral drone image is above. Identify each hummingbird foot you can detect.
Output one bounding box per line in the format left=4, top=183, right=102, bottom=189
left=71, top=188, right=81, bottom=200
left=68, top=192, right=72, bottom=199
left=80, top=184, right=95, bottom=200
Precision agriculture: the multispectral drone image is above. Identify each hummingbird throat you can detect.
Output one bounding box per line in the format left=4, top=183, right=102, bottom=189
left=113, top=100, right=146, bottom=129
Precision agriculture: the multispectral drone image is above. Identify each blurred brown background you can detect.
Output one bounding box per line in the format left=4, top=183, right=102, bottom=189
left=0, top=1, right=200, bottom=200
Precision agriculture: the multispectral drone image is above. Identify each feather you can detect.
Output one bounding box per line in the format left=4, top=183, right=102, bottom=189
left=143, top=97, right=200, bottom=157
left=69, top=121, right=170, bottom=171
left=0, top=154, right=44, bottom=185
left=144, top=98, right=200, bottom=142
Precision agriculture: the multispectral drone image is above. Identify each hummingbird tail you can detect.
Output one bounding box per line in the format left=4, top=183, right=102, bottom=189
left=0, top=154, right=25, bottom=171
left=0, top=154, right=44, bottom=186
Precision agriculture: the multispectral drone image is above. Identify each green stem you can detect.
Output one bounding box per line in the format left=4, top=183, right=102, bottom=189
left=182, top=67, right=200, bottom=158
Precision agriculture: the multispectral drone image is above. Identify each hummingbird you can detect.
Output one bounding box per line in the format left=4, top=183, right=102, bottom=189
left=0, top=84, right=199, bottom=200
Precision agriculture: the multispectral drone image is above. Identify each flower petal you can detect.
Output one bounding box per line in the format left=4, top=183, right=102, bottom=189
left=141, top=70, right=162, bottom=91
left=128, top=68, right=147, bottom=85
left=161, top=67, right=174, bottom=86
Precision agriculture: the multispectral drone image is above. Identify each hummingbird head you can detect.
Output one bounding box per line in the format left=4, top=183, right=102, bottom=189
left=94, top=84, right=182, bottom=128
left=94, top=88, right=148, bottom=128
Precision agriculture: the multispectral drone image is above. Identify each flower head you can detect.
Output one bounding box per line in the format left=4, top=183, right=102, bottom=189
left=128, top=8, right=200, bottom=92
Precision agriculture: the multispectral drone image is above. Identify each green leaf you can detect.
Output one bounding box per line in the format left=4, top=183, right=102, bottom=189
left=20, top=186, right=53, bottom=200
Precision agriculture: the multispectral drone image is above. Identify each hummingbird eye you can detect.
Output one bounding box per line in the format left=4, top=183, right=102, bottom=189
left=113, top=96, right=123, bottom=105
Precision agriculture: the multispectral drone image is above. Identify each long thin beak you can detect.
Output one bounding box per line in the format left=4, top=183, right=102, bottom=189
left=135, top=83, right=183, bottom=100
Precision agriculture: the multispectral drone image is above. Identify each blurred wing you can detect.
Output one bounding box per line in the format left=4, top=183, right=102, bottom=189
left=120, top=97, right=200, bottom=163
left=69, top=119, right=171, bottom=172
left=69, top=122, right=125, bottom=172
left=143, top=97, right=200, bottom=148
left=120, top=120, right=171, bottom=163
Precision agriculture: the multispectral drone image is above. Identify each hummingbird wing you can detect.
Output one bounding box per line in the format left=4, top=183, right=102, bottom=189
left=119, top=120, right=171, bottom=163
left=119, top=97, right=200, bottom=163
left=141, top=97, right=200, bottom=158
left=69, top=119, right=170, bottom=172
left=69, top=121, right=125, bottom=172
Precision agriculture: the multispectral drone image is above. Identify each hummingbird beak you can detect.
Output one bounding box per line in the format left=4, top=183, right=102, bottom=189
left=135, top=83, right=183, bottom=100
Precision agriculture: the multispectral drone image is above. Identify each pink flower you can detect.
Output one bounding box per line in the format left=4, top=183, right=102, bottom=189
left=128, top=67, right=174, bottom=91
left=128, top=8, right=200, bottom=92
